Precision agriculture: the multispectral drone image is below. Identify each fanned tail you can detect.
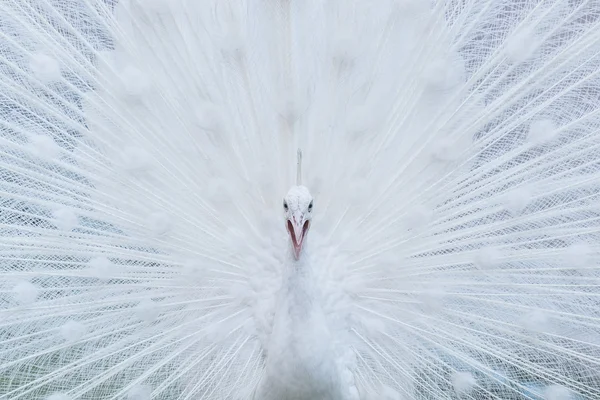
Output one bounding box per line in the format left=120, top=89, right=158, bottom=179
left=1, top=1, right=600, bottom=399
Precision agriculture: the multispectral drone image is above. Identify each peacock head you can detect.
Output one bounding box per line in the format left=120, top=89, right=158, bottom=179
left=284, top=149, right=313, bottom=260
left=283, top=185, right=313, bottom=260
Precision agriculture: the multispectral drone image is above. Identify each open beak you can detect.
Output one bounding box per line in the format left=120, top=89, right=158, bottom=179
left=287, top=215, right=310, bottom=260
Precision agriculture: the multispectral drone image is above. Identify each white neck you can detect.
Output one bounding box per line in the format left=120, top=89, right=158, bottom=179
left=258, top=238, right=343, bottom=399
left=281, top=242, right=316, bottom=313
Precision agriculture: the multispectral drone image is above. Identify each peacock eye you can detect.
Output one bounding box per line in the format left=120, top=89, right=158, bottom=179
left=308, top=201, right=313, bottom=211
left=283, top=201, right=288, bottom=211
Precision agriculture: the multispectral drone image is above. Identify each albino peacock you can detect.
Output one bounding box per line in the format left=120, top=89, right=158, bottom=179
left=1, top=0, right=600, bottom=399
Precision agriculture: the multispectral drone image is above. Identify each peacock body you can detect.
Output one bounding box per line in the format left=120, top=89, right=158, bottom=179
left=1, top=0, right=600, bottom=399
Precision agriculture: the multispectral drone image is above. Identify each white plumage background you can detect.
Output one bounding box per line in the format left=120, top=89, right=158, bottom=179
left=1, top=0, right=600, bottom=399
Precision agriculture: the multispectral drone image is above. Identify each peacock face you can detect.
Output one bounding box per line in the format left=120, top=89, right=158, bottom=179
left=283, top=185, right=313, bottom=260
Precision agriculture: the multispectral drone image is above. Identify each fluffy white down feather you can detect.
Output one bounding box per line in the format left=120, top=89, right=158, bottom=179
left=1, top=0, right=600, bottom=399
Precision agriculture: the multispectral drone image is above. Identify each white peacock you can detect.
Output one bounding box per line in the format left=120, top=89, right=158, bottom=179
left=1, top=1, right=599, bottom=400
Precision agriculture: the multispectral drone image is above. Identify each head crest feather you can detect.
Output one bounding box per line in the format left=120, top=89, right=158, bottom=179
left=296, top=149, right=303, bottom=185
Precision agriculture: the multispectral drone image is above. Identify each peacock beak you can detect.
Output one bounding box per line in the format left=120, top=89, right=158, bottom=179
left=287, top=214, right=310, bottom=260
